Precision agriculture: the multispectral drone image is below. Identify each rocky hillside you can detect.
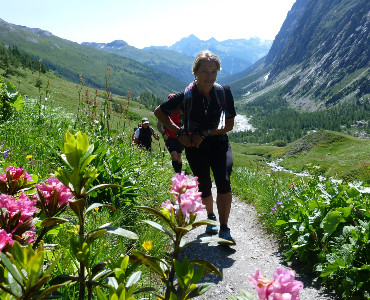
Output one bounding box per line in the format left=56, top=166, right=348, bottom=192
left=230, top=0, right=369, bottom=111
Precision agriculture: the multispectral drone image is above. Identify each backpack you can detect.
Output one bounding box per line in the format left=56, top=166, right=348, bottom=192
left=182, top=82, right=226, bottom=132
left=132, top=123, right=142, bottom=142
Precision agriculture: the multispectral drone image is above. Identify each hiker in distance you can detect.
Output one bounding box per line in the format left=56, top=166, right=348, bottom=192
left=154, top=50, right=236, bottom=245
left=157, top=109, right=184, bottom=174
left=133, top=117, right=159, bottom=152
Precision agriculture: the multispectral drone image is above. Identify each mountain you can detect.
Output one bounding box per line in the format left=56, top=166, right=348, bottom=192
left=83, top=35, right=273, bottom=83
left=229, top=0, right=369, bottom=111
left=145, top=34, right=273, bottom=77
left=82, top=40, right=195, bottom=84
left=0, top=18, right=185, bottom=98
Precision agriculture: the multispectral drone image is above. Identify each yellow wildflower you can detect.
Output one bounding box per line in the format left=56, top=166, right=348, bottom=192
left=72, top=225, right=80, bottom=234
left=26, top=155, right=33, bottom=160
left=142, top=240, right=153, bottom=251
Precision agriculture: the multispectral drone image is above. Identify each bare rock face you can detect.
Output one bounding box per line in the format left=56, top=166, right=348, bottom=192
left=237, top=0, right=369, bottom=111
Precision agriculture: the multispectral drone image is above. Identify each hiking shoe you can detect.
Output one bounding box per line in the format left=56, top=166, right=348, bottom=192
left=206, top=223, right=218, bottom=235
left=218, top=228, right=236, bottom=245
left=205, top=213, right=218, bottom=235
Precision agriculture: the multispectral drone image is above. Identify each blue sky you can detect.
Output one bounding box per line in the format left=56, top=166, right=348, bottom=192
left=0, top=0, right=296, bottom=48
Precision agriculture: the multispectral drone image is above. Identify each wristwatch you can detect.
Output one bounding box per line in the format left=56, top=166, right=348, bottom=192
left=207, top=129, right=212, bottom=137
left=176, top=129, right=187, bottom=137
left=193, top=130, right=205, bottom=138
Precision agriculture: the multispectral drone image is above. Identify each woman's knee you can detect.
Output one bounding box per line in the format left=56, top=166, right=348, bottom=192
left=199, top=181, right=212, bottom=198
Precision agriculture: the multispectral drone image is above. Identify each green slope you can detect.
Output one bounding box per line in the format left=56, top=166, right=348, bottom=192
left=0, top=18, right=185, bottom=98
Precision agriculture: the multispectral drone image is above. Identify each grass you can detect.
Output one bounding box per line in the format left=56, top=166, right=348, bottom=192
left=231, top=130, right=369, bottom=184
left=280, top=130, right=370, bottom=182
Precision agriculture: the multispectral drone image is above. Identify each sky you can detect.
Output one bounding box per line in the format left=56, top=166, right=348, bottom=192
left=0, top=0, right=296, bottom=49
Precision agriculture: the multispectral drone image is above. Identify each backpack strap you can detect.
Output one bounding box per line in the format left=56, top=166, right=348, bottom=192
left=182, top=82, right=226, bottom=132
left=183, top=81, right=195, bottom=132
left=213, top=83, right=226, bottom=129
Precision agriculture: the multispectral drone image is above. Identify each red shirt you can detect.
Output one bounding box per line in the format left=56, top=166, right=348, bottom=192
left=165, top=111, right=181, bottom=138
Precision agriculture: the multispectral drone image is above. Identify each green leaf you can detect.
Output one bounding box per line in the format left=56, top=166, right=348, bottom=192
left=321, top=258, right=346, bottom=277
left=9, top=93, right=24, bottom=111
left=183, top=236, right=234, bottom=249
left=190, top=219, right=217, bottom=229
left=130, top=250, right=167, bottom=277
left=28, top=250, right=44, bottom=286
left=191, top=260, right=222, bottom=277
left=80, top=154, right=96, bottom=172
left=49, top=274, right=81, bottom=285
left=0, top=252, right=23, bottom=284
left=76, top=131, right=89, bottom=154
left=37, top=290, right=65, bottom=299
left=87, top=229, right=108, bottom=243
left=275, top=220, right=287, bottom=226
left=96, top=287, right=109, bottom=300
left=85, top=202, right=116, bottom=215
left=100, top=225, right=138, bottom=240
left=126, top=271, right=141, bottom=288
left=86, top=184, right=123, bottom=195
left=41, top=217, right=73, bottom=227
left=142, top=220, right=173, bottom=238
left=321, top=210, right=343, bottom=241
left=187, top=283, right=213, bottom=298
left=11, top=241, right=25, bottom=269
left=135, top=206, right=174, bottom=229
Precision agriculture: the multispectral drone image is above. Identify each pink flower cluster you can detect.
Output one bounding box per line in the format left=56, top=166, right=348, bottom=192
left=248, top=267, right=303, bottom=300
left=0, top=192, right=38, bottom=251
left=0, top=192, right=38, bottom=222
left=0, top=229, right=13, bottom=251
left=35, top=177, right=73, bottom=206
left=161, top=172, right=205, bottom=217
left=0, top=166, right=32, bottom=182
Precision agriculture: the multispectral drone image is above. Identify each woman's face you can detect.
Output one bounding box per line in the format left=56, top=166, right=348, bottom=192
left=194, top=60, right=218, bottom=93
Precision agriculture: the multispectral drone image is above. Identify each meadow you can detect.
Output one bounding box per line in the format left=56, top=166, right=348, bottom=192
left=0, top=65, right=369, bottom=299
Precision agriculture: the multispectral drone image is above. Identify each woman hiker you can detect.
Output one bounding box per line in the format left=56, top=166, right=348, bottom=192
left=154, top=50, right=236, bottom=245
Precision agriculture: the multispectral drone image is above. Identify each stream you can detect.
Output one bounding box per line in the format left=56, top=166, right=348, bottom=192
left=266, top=159, right=311, bottom=177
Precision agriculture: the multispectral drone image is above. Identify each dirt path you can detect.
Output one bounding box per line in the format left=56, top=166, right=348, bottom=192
left=181, top=187, right=338, bottom=300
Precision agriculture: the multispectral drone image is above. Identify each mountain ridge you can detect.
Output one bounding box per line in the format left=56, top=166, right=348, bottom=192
left=229, top=0, right=369, bottom=111
left=82, top=35, right=273, bottom=83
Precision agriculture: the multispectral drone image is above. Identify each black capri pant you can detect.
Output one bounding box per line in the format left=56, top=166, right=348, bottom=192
left=185, top=134, right=233, bottom=198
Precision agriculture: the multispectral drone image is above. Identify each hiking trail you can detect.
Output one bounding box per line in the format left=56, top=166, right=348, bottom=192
left=180, top=186, right=338, bottom=300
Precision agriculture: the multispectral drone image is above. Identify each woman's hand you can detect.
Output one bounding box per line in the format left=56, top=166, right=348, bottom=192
left=191, top=134, right=203, bottom=148
left=178, top=135, right=192, bottom=147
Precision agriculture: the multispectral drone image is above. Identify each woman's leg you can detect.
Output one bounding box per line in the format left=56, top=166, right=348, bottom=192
left=216, top=192, right=232, bottom=225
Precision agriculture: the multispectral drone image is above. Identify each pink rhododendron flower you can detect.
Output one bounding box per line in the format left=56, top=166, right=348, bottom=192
left=0, top=166, right=32, bottom=182
left=179, top=190, right=204, bottom=216
left=248, top=269, right=274, bottom=300
left=35, top=176, right=73, bottom=206
left=21, top=230, right=36, bottom=243
left=161, top=200, right=175, bottom=212
left=0, top=229, right=13, bottom=251
left=248, top=267, right=303, bottom=300
left=0, top=192, right=38, bottom=222
left=171, top=172, right=198, bottom=195
left=270, top=267, right=303, bottom=300
left=161, top=172, right=205, bottom=217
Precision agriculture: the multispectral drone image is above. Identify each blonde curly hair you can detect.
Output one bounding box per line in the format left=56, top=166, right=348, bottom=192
left=192, top=50, right=221, bottom=74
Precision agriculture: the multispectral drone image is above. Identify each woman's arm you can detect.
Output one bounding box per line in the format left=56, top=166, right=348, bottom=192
left=201, top=117, right=234, bottom=137
left=154, top=105, right=192, bottom=147
left=154, top=106, right=180, bottom=134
